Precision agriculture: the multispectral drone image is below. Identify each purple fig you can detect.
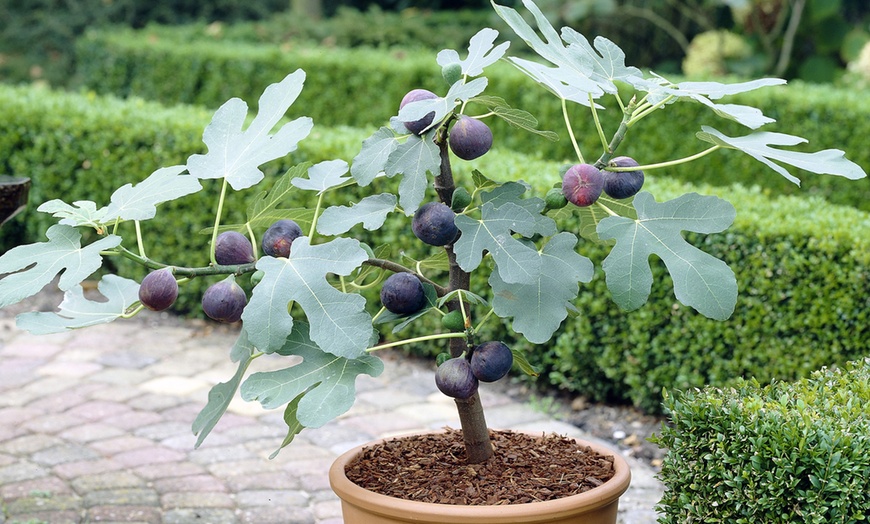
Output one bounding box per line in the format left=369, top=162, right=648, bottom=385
left=470, top=341, right=513, bottom=382
left=603, top=156, right=645, bottom=199
left=562, top=164, right=604, bottom=207
left=380, top=272, right=426, bottom=315
left=448, top=116, right=493, bottom=160
left=138, top=268, right=178, bottom=312
left=262, top=219, right=302, bottom=258
left=412, top=202, right=459, bottom=246
left=435, top=357, right=479, bottom=399
left=399, top=89, right=438, bottom=135
left=202, top=276, right=247, bottom=323
left=215, top=231, right=255, bottom=265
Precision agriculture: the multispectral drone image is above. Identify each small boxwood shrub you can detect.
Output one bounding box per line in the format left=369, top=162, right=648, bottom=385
left=74, top=30, right=870, bottom=212
left=2, top=84, right=868, bottom=413
left=653, top=358, right=870, bottom=523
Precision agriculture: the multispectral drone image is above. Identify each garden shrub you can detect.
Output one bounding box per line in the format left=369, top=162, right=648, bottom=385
left=2, top=84, right=868, bottom=413
left=653, top=357, right=870, bottom=523
left=75, top=30, right=870, bottom=212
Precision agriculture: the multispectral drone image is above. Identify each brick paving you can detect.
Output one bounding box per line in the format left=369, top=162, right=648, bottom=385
left=0, top=313, right=664, bottom=523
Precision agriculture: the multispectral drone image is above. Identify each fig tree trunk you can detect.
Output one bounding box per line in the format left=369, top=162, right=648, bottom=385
left=434, top=131, right=493, bottom=464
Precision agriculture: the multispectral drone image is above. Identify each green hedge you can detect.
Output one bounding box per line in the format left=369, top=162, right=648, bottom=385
left=74, top=29, right=870, bottom=212
left=653, top=358, right=870, bottom=523
left=2, top=84, right=869, bottom=414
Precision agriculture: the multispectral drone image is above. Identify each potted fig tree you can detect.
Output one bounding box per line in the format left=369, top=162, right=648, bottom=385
left=0, top=1, right=865, bottom=522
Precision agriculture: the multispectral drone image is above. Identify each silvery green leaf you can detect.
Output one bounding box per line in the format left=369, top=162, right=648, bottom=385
left=37, top=200, right=108, bottom=229
left=508, top=57, right=603, bottom=106
left=598, top=192, right=737, bottom=320
left=317, top=193, right=397, bottom=236
left=0, top=225, right=121, bottom=308
left=15, top=275, right=140, bottom=334
left=103, top=165, right=202, bottom=222
left=561, top=30, right=644, bottom=92
left=454, top=201, right=542, bottom=283
left=385, top=134, right=441, bottom=215
left=397, top=77, right=488, bottom=134
left=574, top=193, right=638, bottom=243
left=351, top=127, right=400, bottom=186
left=187, top=69, right=313, bottom=190
left=291, top=159, right=350, bottom=193
left=482, top=181, right=557, bottom=236
left=697, top=126, right=868, bottom=185
left=193, top=345, right=254, bottom=448
left=490, top=232, right=593, bottom=343
left=241, top=237, right=373, bottom=359
left=436, top=28, right=510, bottom=77
left=240, top=341, right=384, bottom=428
left=469, top=95, right=560, bottom=139
left=269, top=393, right=307, bottom=459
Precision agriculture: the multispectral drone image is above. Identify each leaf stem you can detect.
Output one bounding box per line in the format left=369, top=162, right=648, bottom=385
left=308, top=192, right=325, bottom=238
left=595, top=201, right=619, bottom=217
left=113, top=245, right=255, bottom=277
left=589, top=93, right=609, bottom=154
left=614, top=146, right=721, bottom=172
left=627, top=94, right=675, bottom=128
left=362, top=258, right=449, bottom=295
left=210, top=179, right=230, bottom=266
left=134, top=220, right=146, bottom=258
left=473, top=307, right=496, bottom=333
left=365, top=332, right=466, bottom=353
left=562, top=97, right=585, bottom=164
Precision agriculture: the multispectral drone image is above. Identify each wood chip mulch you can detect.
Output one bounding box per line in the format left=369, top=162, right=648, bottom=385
left=344, top=428, right=616, bottom=505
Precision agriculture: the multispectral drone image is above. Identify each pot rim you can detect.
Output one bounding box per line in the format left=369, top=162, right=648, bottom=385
left=329, top=429, right=632, bottom=523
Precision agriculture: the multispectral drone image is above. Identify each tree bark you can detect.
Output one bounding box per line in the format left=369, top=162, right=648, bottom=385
left=434, top=132, right=493, bottom=464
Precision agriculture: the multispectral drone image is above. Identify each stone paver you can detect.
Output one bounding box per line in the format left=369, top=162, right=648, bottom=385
left=0, top=313, right=664, bottom=523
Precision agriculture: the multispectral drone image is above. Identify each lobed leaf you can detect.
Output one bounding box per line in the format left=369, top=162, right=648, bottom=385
left=291, top=159, right=350, bottom=193
left=15, top=275, right=140, bottom=334
left=351, top=127, right=399, bottom=186
left=397, top=77, right=488, bottom=134
left=317, top=193, right=397, bottom=236
left=490, top=232, right=592, bottom=343
left=697, top=126, right=868, bottom=185
left=436, top=27, right=510, bottom=78
left=598, top=191, right=737, bottom=320
left=385, top=134, right=441, bottom=215
left=241, top=237, right=374, bottom=359
left=0, top=225, right=121, bottom=308
left=186, top=69, right=313, bottom=190
left=37, top=200, right=108, bottom=230
left=102, top=165, right=202, bottom=222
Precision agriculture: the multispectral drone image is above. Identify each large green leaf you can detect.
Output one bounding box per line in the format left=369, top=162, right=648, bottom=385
left=436, top=27, right=510, bottom=77
left=351, top=127, right=400, bottom=186
left=240, top=332, right=383, bottom=429
left=0, top=225, right=121, bottom=308
left=481, top=182, right=557, bottom=237
left=15, top=275, right=140, bottom=334
left=697, top=126, right=867, bottom=185
left=241, top=237, right=374, bottom=358
left=291, top=159, right=350, bottom=194
left=193, top=330, right=255, bottom=448
left=598, top=191, right=737, bottom=320
left=454, top=201, right=542, bottom=283
left=36, top=200, right=108, bottom=230
left=317, top=193, right=397, bottom=236
left=385, top=134, right=441, bottom=215
left=490, top=232, right=593, bottom=343
left=187, top=69, right=313, bottom=190
left=102, top=165, right=203, bottom=222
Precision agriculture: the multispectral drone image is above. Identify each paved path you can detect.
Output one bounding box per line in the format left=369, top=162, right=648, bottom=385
left=0, top=312, right=664, bottom=523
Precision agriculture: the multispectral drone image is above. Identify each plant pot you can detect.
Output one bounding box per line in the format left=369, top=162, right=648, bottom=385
left=0, top=175, right=31, bottom=227
left=329, top=430, right=631, bottom=524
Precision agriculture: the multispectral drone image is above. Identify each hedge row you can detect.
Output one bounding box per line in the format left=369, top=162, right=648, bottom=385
left=74, top=29, right=870, bottom=211
left=654, top=358, right=870, bottom=523
left=1, top=84, right=868, bottom=413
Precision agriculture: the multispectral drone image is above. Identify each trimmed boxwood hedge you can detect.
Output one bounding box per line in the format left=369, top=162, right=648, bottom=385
left=1, top=84, right=868, bottom=414
left=653, top=358, right=870, bottom=523
left=74, top=29, right=870, bottom=212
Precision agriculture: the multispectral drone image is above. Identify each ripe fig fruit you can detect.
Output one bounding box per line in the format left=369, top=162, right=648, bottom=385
left=562, top=164, right=604, bottom=207
left=202, top=276, right=247, bottom=323
left=380, top=272, right=427, bottom=315
left=138, top=268, right=178, bottom=312
left=435, top=357, right=479, bottom=399
left=262, top=219, right=302, bottom=258
left=412, top=202, right=459, bottom=246
left=544, top=187, right=569, bottom=210
left=441, top=309, right=465, bottom=332
left=399, top=89, right=438, bottom=135
left=448, top=116, right=493, bottom=160
left=215, top=231, right=255, bottom=265
left=603, top=156, right=645, bottom=199
left=470, top=341, right=513, bottom=382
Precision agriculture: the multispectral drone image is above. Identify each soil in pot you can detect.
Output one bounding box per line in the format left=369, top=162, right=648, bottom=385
left=344, top=428, right=616, bottom=505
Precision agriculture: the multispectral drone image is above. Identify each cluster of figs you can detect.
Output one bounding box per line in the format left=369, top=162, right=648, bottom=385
left=560, top=157, right=646, bottom=207
left=137, top=219, right=303, bottom=321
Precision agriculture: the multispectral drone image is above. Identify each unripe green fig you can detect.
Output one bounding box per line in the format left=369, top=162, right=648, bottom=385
left=450, top=187, right=472, bottom=211
left=250, top=270, right=265, bottom=286
left=441, top=310, right=465, bottom=332
left=138, top=268, right=178, bottom=312
left=215, top=231, right=255, bottom=265
left=603, top=156, right=645, bottom=199
left=442, top=62, right=462, bottom=86
left=435, top=357, right=479, bottom=399
left=562, top=164, right=604, bottom=207
left=544, top=187, right=569, bottom=210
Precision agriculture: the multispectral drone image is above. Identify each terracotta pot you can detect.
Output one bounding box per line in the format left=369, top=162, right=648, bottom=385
left=329, top=431, right=631, bottom=524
